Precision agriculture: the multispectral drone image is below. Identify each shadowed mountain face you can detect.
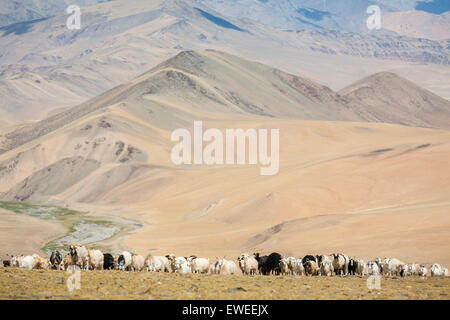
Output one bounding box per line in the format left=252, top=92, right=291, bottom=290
left=340, top=72, right=450, bottom=130
left=2, top=50, right=449, bottom=155
left=194, top=8, right=246, bottom=32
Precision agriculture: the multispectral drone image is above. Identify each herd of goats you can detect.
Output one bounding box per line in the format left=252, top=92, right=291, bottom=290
left=2, top=244, right=449, bottom=278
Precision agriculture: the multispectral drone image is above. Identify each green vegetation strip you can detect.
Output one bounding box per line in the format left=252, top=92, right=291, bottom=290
left=0, top=200, right=80, bottom=220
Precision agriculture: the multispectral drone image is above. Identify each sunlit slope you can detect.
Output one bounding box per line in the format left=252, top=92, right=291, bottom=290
left=0, top=50, right=449, bottom=264
left=2, top=117, right=449, bottom=263
left=0, top=50, right=368, bottom=154
left=116, top=120, right=450, bottom=265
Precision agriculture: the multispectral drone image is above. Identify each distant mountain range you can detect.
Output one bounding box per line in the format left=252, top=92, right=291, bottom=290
left=0, top=0, right=449, bottom=123
left=2, top=50, right=449, bottom=155
left=197, top=0, right=450, bottom=37
left=0, top=0, right=111, bottom=28
left=1, top=50, right=450, bottom=261
left=1, top=0, right=449, bottom=35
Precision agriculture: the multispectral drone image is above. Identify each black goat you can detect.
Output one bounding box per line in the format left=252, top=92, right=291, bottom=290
left=254, top=252, right=282, bottom=275
left=348, top=259, right=358, bottom=275
left=49, top=250, right=62, bottom=270
left=103, top=253, right=115, bottom=270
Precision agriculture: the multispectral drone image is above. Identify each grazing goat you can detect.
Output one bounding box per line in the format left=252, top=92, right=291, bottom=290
left=70, top=245, right=89, bottom=270
left=237, top=253, right=258, bottom=275
left=189, top=257, right=210, bottom=274
left=332, top=254, right=350, bottom=276
left=103, top=254, right=115, bottom=270
left=145, top=254, right=171, bottom=272
left=305, top=260, right=319, bottom=276
left=214, top=258, right=237, bottom=275
left=49, top=250, right=62, bottom=270
left=131, top=254, right=145, bottom=271
left=88, top=249, right=104, bottom=270
left=317, top=255, right=333, bottom=277
left=254, top=252, right=282, bottom=275
left=116, top=251, right=132, bottom=271
left=60, top=253, right=75, bottom=270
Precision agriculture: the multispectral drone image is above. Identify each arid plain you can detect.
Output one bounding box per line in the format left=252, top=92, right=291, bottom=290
left=0, top=1, right=449, bottom=299
left=1, top=51, right=449, bottom=267
left=0, top=269, right=449, bottom=300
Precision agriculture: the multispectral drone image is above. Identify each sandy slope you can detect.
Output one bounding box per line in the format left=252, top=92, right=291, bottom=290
left=117, top=120, right=450, bottom=266
left=0, top=51, right=449, bottom=266
left=0, top=208, right=65, bottom=258
left=3, top=117, right=449, bottom=264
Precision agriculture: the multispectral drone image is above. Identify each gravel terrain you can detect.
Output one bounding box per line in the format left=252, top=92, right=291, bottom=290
left=0, top=269, right=448, bottom=300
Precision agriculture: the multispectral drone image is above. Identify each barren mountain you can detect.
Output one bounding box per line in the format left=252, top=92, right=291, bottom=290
left=382, top=10, right=450, bottom=40
left=0, top=50, right=359, bottom=154
left=0, top=50, right=449, bottom=264
left=197, top=0, right=418, bottom=33
left=1, top=0, right=449, bottom=123
left=3, top=50, right=450, bottom=155
left=286, top=29, right=449, bottom=64
left=340, top=72, right=450, bottom=129
left=0, top=0, right=110, bottom=27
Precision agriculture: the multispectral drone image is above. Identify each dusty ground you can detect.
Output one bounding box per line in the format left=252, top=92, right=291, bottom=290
left=0, top=269, right=448, bottom=300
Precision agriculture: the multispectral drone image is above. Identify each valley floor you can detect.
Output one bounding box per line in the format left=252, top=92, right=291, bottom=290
left=0, top=269, right=448, bottom=300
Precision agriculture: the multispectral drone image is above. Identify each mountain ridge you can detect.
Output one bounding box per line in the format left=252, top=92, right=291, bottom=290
left=340, top=71, right=450, bottom=129
left=0, top=50, right=449, bottom=263
left=1, top=0, right=450, bottom=123
left=1, top=50, right=449, bottom=157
